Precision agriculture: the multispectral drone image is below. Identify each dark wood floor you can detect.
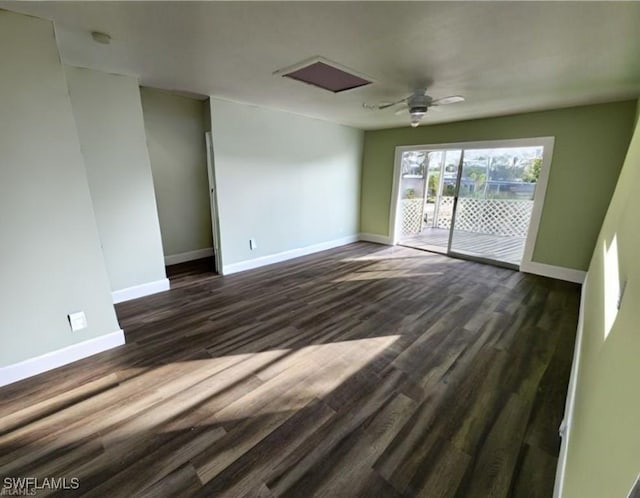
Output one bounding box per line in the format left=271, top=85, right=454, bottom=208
left=0, top=242, right=580, bottom=497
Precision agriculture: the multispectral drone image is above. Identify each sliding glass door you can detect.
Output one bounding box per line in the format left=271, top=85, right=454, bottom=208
left=395, top=139, right=550, bottom=269
left=397, top=149, right=461, bottom=253
left=449, top=146, right=543, bottom=266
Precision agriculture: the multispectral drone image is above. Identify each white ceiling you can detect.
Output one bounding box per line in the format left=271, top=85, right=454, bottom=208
left=3, top=1, right=640, bottom=130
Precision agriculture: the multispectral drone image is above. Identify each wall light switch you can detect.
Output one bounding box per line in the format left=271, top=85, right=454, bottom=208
left=68, top=311, right=87, bottom=332
left=249, top=238, right=257, bottom=250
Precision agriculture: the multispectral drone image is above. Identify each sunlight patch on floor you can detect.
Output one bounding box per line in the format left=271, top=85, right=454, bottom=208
left=61, top=335, right=405, bottom=448
left=172, top=335, right=400, bottom=427
left=333, top=270, right=443, bottom=282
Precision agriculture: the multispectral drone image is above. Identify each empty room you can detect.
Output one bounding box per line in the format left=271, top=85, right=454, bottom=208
left=1, top=2, right=640, bottom=497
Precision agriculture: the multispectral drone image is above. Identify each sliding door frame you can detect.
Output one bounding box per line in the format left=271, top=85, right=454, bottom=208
left=389, top=136, right=555, bottom=269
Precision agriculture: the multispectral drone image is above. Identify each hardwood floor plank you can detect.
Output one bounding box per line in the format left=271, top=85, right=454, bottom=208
left=405, top=437, right=471, bottom=498
left=524, top=328, right=576, bottom=456
left=82, top=425, right=226, bottom=497
left=306, top=393, right=418, bottom=498
left=0, top=353, right=277, bottom=473
left=265, top=368, right=409, bottom=496
left=510, top=444, right=558, bottom=498
left=0, top=373, right=120, bottom=436
left=456, top=394, right=532, bottom=497
left=135, top=462, right=204, bottom=498
left=193, top=399, right=336, bottom=497
left=0, top=242, right=580, bottom=497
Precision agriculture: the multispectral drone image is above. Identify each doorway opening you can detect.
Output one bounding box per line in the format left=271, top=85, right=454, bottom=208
left=140, top=89, right=218, bottom=274
left=390, top=138, right=554, bottom=269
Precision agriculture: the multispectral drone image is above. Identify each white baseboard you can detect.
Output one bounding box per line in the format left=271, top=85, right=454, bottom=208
left=222, top=235, right=359, bottom=275
left=553, top=273, right=589, bottom=497
left=112, top=278, right=170, bottom=304
left=358, top=232, right=393, bottom=245
left=165, top=248, right=214, bottom=266
left=0, top=329, right=125, bottom=388
left=520, top=261, right=586, bottom=284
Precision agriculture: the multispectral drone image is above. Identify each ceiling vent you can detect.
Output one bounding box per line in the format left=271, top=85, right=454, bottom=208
left=275, top=57, right=373, bottom=93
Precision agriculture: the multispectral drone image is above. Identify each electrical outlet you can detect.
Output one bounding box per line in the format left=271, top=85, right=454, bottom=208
left=249, top=238, right=257, bottom=250
left=68, top=311, right=87, bottom=332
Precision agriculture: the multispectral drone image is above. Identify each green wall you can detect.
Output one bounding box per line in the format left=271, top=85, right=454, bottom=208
left=361, top=101, right=636, bottom=270
left=562, top=99, right=640, bottom=497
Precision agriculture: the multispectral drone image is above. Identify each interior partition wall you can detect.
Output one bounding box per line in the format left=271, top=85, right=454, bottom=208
left=390, top=137, right=555, bottom=269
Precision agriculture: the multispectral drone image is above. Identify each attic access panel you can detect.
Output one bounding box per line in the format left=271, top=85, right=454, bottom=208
left=279, top=58, right=372, bottom=93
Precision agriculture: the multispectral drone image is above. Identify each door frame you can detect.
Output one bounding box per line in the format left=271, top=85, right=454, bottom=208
left=205, top=131, right=223, bottom=273
left=389, top=136, right=555, bottom=269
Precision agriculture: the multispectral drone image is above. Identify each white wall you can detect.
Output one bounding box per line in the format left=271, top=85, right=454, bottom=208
left=209, top=99, right=363, bottom=270
left=66, top=67, right=167, bottom=293
left=0, top=11, right=120, bottom=367
left=140, top=87, right=213, bottom=261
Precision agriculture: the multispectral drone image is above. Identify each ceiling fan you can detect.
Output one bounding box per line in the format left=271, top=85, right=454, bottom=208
left=364, top=89, right=465, bottom=127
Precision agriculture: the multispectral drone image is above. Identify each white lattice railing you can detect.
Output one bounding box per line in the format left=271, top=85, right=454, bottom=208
left=436, top=197, right=454, bottom=229
left=457, top=198, right=533, bottom=237
left=403, top=197, right=534, bottom=237
left=401, top=198, right=424, bottom=234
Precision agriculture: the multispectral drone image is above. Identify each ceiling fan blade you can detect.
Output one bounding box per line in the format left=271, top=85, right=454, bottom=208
left=378, top=102, right=397, bottom=110
left=394, top=106, right=409, bottom=115
left=430, top=95, right=465, bottom=106
left=363, top=100, right=403, bottom=111
left=378, top=99, right=406, bottom=110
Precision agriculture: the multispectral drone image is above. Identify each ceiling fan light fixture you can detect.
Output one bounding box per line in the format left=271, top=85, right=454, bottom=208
left=409, top=107, right=427, bottom=127
left=367, top=89, right=463, bottom=127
